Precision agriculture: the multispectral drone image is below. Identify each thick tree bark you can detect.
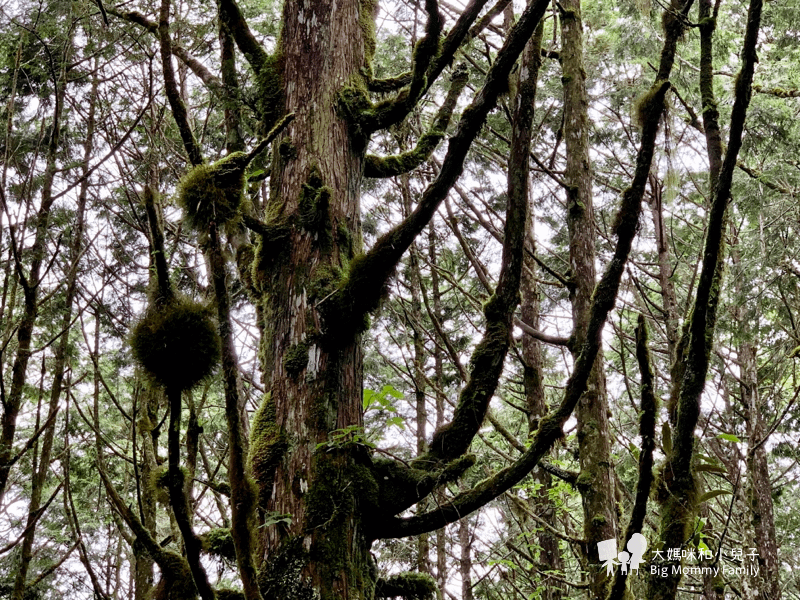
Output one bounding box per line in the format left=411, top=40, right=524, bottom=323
left=249, top=0, right=372, bottom=597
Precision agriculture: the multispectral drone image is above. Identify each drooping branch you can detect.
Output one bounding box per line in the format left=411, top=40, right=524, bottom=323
left=373, top=0, right=691, bottom=539
left=606, top=315, right=658, bottom=600
left=322, top=0, right=552, bottom=346
left=158, top=0, right=203, bottom=167
left=421, top=10, right=542, bottom=465
left=364, top=64, right=468, bottom=178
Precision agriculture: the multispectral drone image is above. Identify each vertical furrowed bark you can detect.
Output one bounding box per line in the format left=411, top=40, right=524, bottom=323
left=251, top=0, right=372, bottom=597
left=560, top=0, right=618, bottom=594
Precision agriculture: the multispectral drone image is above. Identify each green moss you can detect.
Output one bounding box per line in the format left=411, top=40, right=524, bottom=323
left=309, top=264, right=344, bottom=303
left=251, top=216, right=293, bottom=290
left=152, top=550, right=197, bottom=600
left=283, top=342, right=310, bottom=378
left=336, top=223, right=355, bottom=260
left=199, top=527, right=236, bottom=562
left=248, top=394, right=288, bottom=509
left=591, top=514, right=607, bottom=527
left=256, top=53, right=285, bottom=133
left=363, top=130, right=445, bottom=179
left=130, top=298, right=220, bottom=391
left=257, top=537, right=317, bottom=600
left=633, top=79, right=670, bottom=129
left=318, top=251, right=386, bottom=344
left=375, top=572, right=437, bottom=599
left=149, top=465, right=171, bottom=505
left=359, top=0, right=379, bottom=64
left=298, top=167, right=333, bottom=248
left=575, top=469, right=594, bottom=491
left=279, top=136, right=297, bottom=160
left=177, top=152, right=249, bottom=231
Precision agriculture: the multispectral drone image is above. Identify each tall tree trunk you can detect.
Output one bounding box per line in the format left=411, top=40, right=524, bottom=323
left=730, top=225, right=781, bottom=600
left=250, top=0, right=372, bottom=596
left=560, top=1, right=618, bottom=595
left=459, top=518, right=474, bottom=600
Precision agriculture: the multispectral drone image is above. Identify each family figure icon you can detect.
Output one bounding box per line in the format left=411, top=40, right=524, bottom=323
left=598, top=533, right=649, bottom=576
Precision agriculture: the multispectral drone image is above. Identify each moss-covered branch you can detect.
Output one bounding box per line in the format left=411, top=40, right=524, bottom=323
left=98, top=466, right=199, bottom=599
left=373, top=0, right=687, bottom=539
left=752, top=84, right=800, bottom=98
left=158, top=0, right=203, bottom=167
left=646, top=0, right=763, bottom=598
left=420, top=19, right=542, bottom=466
left=217, top=0, right=270, bottom=73
left=357, top=0, right=443, bottom=132
left=323, top=0, right=551, bottom=347
left=217, top=0, right=283, bottom=130
left=371, top=454, right=475, bottom=516
left=374, top=573, right=438, bottom=599
left=364, top=64, right=468, bottom=178
left=166, top=388, right=217, bottom=600
left=206, top=222, right=262, bottom=600
left=606, top=316, right=658, bottom=600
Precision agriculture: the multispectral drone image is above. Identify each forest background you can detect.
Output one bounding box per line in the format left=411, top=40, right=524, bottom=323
left=0, top=0, right=797, bottom=597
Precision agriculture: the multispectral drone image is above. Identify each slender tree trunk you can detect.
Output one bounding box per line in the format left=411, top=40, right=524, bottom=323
left=516, top=18, right=564, bottom=600
left=10, top=68, right=96, bottom=600
left=560, top=1, right=618, bottom=595
left=429, top=224, right=448, bottom=592
left=459, top=518, right=474, bottom=600
left=0, top=42, right=69, bottom=502
left=730, top=226, right=781, bottom=600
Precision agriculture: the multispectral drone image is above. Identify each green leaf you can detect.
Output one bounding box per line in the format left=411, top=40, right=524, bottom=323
left=718, top=433, right=740, bottom=443
left=699, top=489, right=732, bottom=503
left=695, top=463, right=726, bottom=473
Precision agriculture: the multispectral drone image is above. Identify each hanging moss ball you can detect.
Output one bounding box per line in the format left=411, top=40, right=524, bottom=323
left=177, top=152, right=249, bottom=231
left=130, top=298, right=221, bottom=391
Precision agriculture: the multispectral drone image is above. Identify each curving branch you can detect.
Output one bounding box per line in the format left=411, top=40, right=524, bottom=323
left=217, top=0, right=270, bottom=73
left=421, top=11, right=542, bottom=465
left=361, top=0, right=443, bottom=131
left=372, top=0, right=692, bottom=539
left=364, top=64, right=468, bottom=178
left=158, top=0, right=203, bottom=166
left=323, top=0, right=552, bottom=346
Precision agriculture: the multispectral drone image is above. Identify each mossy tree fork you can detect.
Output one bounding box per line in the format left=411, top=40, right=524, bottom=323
left=105, top=0, right=757, bottom=598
